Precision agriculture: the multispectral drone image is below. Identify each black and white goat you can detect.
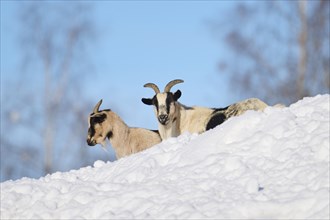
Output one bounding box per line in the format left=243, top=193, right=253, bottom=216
left=87, top=100, right=161, bottom=159
left=142, top=79, right=269, bottom=140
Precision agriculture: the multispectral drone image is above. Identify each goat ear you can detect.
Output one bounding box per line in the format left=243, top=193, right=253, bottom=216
left=173, top=90, right=181, bottom=101
left=141, top=98, right=153, bottom=105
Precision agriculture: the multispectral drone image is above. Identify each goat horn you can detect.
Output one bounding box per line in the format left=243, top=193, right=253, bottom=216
left=93, top=99, right=103, bottom=113
left=144, top=83, right=160, bottom=94
left=164, top=79, right=184, bottom=92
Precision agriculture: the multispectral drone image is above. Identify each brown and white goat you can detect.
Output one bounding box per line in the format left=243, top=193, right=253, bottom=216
left=87, top=100, right=161, bottom=159
left=142, top=79, right=269, bottom=140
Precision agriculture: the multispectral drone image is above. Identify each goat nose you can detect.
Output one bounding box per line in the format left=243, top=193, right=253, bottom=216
left=87, top=138, right=95, bottom=146
left=158, top=114, right=168, bottom=123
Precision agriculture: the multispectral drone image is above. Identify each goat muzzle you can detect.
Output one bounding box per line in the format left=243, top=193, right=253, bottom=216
left=158, top=114, right=169, bottom=125
left=86, top=138, right=96, bottom=146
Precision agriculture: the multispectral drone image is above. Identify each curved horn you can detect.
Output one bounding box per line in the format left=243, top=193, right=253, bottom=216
left=93, top=99, right=103, bottom=113
left=164, top=79, right=184, bottom=92
left=144, top=83, right=160, bottom=94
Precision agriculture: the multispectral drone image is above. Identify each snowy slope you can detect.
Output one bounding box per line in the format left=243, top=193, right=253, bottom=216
left=1, top=95, right=329, bottom=219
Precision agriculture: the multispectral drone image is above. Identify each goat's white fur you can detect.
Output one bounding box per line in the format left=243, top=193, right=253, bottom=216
left=87, top=100, right=161, bottom=159
left=143, top=80, right=271, bottom=140
left=159, top=98, right=268, bottom=139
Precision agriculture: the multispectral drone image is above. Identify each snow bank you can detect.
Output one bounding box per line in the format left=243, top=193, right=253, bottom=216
left=1, top=95, right=329, bottom=219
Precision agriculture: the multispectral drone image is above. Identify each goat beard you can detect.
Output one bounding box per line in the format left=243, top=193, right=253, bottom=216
left=100, top=140, right=108, bottom=151
left=100, top=139, right=107, bottom=149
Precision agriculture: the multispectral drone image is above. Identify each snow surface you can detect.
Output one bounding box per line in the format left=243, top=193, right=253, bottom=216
left=1, top=95, right=329, bottom=219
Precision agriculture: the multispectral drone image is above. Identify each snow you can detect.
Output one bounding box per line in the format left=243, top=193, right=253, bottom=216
left=1, top=94, right=329, bottom=219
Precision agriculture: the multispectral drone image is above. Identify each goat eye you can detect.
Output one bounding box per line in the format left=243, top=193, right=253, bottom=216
left=91, top=114, right=106, bottom=124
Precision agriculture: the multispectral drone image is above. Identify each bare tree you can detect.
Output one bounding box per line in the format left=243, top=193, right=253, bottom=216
left=212, top=0, right=329, bottom=105
left=1, top=2, right=110, bottom=181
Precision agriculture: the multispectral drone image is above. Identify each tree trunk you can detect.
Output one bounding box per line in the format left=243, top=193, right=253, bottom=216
left=42, top=39, right=53, bottom=175
left=297, top=0, right=308, bottom=99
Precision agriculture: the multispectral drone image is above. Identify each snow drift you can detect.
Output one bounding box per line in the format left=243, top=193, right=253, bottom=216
left=1, top=95, right=329, bottom=219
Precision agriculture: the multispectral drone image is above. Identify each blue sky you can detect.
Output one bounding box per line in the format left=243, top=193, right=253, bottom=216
left=2, top=1, right=237, bottom=130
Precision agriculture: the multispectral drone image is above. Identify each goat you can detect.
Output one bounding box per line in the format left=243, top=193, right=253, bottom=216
left=141, top=79, right=269, bottom=140
left=87, top=99, right=161, bottom=159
